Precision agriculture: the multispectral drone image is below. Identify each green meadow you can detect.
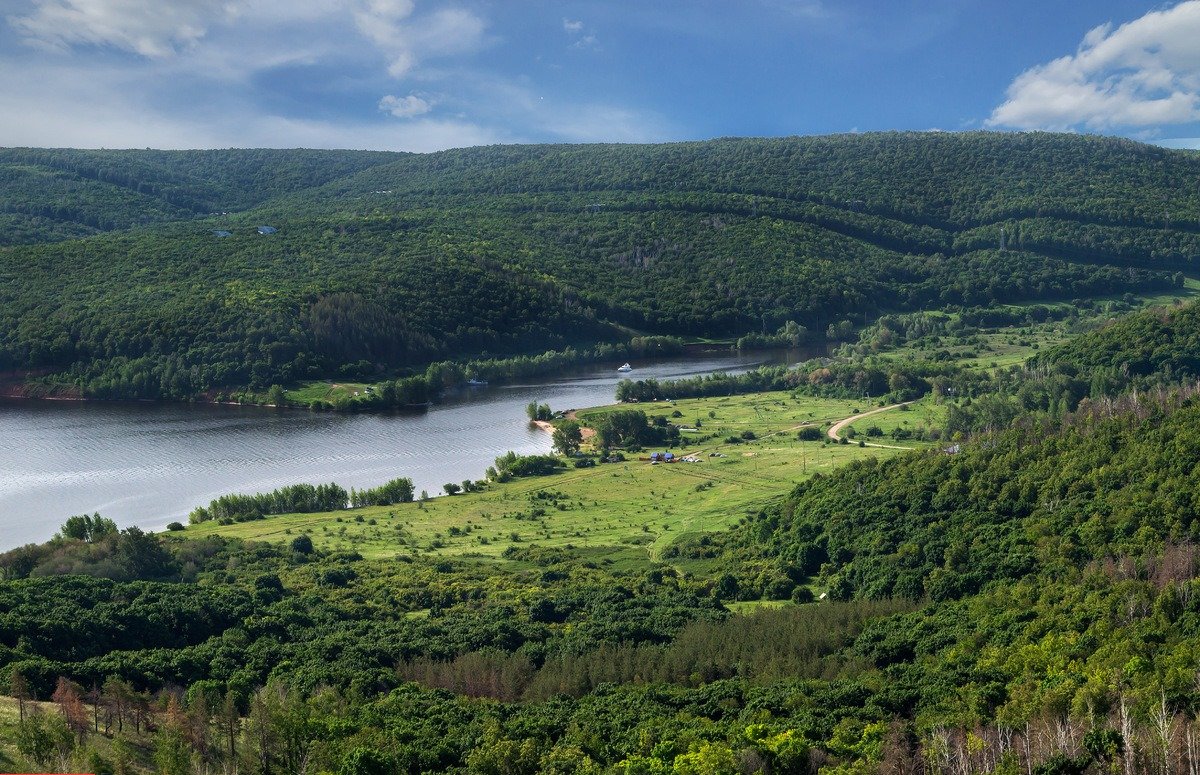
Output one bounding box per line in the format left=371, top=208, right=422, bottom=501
left=856, top=278, right=1200, bottom=372
left=183, top=392, right=935, bottom=565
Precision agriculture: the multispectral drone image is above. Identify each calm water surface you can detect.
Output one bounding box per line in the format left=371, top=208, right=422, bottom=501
left=0, top=351, right=801, bottom=548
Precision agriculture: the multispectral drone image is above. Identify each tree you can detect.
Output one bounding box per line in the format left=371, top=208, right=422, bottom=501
left=15, top=709, right=67, bottom=769
left=218, top=689, right=240, bottom=767
left=443, top=482, right=462, bottom=496
left=8, top=665, right=31, bottom=722
left=101, top=676, right=135, bottom=734
left=672, top=742, right=737, bottom=775
left=713, top=574, right=739, bottom=601
left=111, top=735, right=137, bottom=775
left=52, top=676, right=88, bottom=741
left=594, top=410, right=652, bottom=449
left=267, top=384, right=286, bottom=407
left=115, top=526, right=177, bottom=579
left=552, top=421, right=584, bottom=455
left=153, top=695, right=192, bottom=775
left=57, top=512, right=118, bottom=542
left=290, top=534, right=314, bottom=554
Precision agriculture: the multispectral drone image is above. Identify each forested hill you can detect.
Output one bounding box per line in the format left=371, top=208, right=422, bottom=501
left=0, top=148, right=402, bottom=245
left=1031, top=299, right=1200, bottom=383
left=1, top=132, right=1198, bottom=400
left=736, top=384, right=1200, bottom=604
left=296, top=131, right=1200, bottom=268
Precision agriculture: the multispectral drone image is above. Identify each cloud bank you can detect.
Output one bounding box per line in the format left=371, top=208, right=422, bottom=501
left=989, top=1, right=1200, bottom=131
left=1, top=0, right=672, bottom=150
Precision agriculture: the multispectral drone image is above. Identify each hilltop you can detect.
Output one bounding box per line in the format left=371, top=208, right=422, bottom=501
left=1, top=132, right=1197, bottom=401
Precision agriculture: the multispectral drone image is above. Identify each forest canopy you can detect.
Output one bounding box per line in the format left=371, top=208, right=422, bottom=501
left=1, top=132, right=1196, bottom=401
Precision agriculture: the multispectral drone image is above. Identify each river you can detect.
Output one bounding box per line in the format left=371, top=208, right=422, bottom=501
left=0, top=350, right=804, bottom=549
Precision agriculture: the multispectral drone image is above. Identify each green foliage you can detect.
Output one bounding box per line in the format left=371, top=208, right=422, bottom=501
left=591, top=409, right=680, bottom=449
left=0, top=525, right=179, bottom=581
left=57, top=512, right=118, bottom=542
left=0, top=134, right=1187, bottom=400
left=15, top=709, right=72, bottom=767
left=491, top=452, right=565, bottom=480
left=0, top=147, right=401, bottom=245
left=351, top=477, right=415, bottom=507
left=552, top=421, right=584, bottom=455
left=189, top=483, right=350, bottom=523
left=527, top=402, right=553, bottom=422
left=737, top=387, right=1200, bottom=603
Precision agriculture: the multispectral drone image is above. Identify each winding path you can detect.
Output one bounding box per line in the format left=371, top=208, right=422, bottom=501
left=826, top=401, right=914, bottom=450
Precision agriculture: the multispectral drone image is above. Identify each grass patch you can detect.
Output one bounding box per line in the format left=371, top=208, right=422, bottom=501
left=183, top=392, right=928, bottom=565
left=723, top=599, right=797, bottom=614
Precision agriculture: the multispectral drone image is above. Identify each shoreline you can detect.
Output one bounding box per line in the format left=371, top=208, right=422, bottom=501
left=0, top=344, right=807, bottom=413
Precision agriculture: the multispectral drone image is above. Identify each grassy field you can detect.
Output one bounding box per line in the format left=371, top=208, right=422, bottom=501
left=855, top=279, right=1200, bottom=371
left=283, top=380, right=376, bottom=405
left=841, top=400, right=948, bottom=449
left=0, top=697, right=23, bottom=772
left=183, top=392, right=930, bottom=566
left=182, top=283, right=1200, bottom=569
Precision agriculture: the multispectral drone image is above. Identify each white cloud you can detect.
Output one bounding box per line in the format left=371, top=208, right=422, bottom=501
left=562, top=18, right=583, bottom=34
left=0, top=0, right=671, bottom=151
left=9, top=0, right=233, bottom=57
left=353, top=1, right=485, bottom=79
left=1157, top=137, right=1200, bottom=149
left=379, top=93, right=432, bottom=118
left=988, top=1, right=1200, bottom=131
left=0, top=61, right=497, bottom=150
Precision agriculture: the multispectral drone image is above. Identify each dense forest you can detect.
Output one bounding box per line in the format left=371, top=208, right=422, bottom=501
left=0, top=148, right=402, bottom=245
left=7, top=301, right=1200, bottom=772
left=1, top=133, right=1197, bottom=401
left=8, top=133, right=1200, bottom=773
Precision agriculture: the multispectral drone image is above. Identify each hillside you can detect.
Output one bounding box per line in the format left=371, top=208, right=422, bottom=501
left=6, top=318, right=1200, bottom=771
left=1, top=132, right=1197, bottom=401
left=1032, top=299, right=1200, bottom=382
left=736, top=387, right=1200, bottom=602
left=0, top=148, right=402, bottom=245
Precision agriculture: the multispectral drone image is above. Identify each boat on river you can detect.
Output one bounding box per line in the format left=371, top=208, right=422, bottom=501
left=617, top=363, right=632, bottom=372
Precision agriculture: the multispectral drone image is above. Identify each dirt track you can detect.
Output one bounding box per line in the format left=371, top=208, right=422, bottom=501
left=826, top=402, right=914, bottom=450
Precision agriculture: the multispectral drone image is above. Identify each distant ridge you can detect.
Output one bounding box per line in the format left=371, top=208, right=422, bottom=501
left=0, top=131, right=1196, bottom=400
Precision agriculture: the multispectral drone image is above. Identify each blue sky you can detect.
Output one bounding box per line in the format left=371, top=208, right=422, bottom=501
left=2, top=0, right=1199, bottom=150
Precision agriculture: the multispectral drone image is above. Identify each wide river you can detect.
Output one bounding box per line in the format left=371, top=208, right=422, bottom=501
left=0, top=351, right=799, bottom=549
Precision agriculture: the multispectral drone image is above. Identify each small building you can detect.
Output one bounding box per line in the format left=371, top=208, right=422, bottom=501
left=257, top=225, right=278, bottom=235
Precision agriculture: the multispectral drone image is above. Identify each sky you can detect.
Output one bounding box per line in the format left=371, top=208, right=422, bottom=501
left=2, top=0, right=1200, bottom=151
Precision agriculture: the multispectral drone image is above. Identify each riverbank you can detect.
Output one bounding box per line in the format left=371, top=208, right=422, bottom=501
left=182, top=391, right=945, bottom=566
left=0, top=350, right=785, bottom=548
left=0, top=342, right=807, bottom=415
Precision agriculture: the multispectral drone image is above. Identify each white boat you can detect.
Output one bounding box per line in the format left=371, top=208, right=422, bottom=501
left=617, top=363, right=633, bottom=372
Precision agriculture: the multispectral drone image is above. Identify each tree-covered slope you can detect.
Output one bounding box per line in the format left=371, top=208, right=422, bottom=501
left=1032, top=300, right=1200, bottom=381
left=739, top=388, right=1200, bottom=605
left=0, top=147, right=402, bottom=245
left=1, top=132, right=1197, bottom=400
left=306, top=132, right=1200, bottom=266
